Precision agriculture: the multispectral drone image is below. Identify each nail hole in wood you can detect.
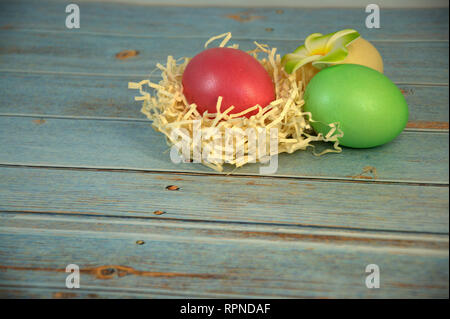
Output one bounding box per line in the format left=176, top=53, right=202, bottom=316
left=166, top=185, right=180, bottom=191
left=136, top=240, right=145, bottom=245
left=153, top=210, right=166, bottom=215
left=265, top=27, right=274, bottom=32
left=400, top=88, right=414, bottom=96
left=115, top=50, right=139, bottom=60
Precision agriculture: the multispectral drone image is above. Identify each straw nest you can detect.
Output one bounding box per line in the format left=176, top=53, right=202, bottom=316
left=129, top=32, right=342, bottom=172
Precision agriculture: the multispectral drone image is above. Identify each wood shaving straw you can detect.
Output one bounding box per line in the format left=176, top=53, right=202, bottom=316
left=129, top=32, right=342, bottom=172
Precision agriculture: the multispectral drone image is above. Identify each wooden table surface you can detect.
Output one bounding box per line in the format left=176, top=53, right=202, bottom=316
left=0, top=0, right=448, bottom=298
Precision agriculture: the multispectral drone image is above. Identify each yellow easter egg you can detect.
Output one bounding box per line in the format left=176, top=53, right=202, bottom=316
left=341, top=37, right=384, bottom=73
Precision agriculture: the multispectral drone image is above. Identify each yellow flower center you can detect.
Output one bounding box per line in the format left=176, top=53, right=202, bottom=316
left=310, top=48, right=330, bottom=56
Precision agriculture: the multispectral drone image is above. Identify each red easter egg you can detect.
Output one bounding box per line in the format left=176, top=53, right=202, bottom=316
left=182, top=47, right=276, bottom=118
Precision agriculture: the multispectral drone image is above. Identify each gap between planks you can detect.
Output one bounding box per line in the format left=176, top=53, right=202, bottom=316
left=0, top=163, right=448, bottom=187
left=7, top=209, right=438, bottom=238
left=0, top=113, right=447, bottom=133
left=3, top=28, right=450, bottom=43
left=0, top=69, right=449, bottom=87
left=2, top=210, right=449, bottom=238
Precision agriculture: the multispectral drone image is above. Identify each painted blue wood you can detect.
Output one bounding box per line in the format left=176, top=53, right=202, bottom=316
left=0, top=212, right=448, bottom=298
left=0, top=286, right=183, bottom=299
left=0, top=116, right=448, bottom=183
left=0, top=30, right=448, bottom=84
left=0, top=1, right=448, bottom=299
left=0, top=0, right=448, bottom=41
left=0, top=73, right=448, bottom=130
left=0, top=166, right=448, bottom=233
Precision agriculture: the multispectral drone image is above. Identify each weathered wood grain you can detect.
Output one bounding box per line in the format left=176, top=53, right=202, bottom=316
left=0, top=73, right=139, bottom=119
left=0, top=30, right=448, bottom=84
left=0, top=73, right=448, bottom=131
left=0, top=0, right=448, bottom=41
left=0, top=285, right=178, bottom=299
left=0, top=116, right=448, bottom=183
left=0, top=212, right=448, bottom=298
left=0, top=1, right=448, bottom=299
left=406, top=121, right=449, bottom=130
left=0, top=166, right=448, bottom=233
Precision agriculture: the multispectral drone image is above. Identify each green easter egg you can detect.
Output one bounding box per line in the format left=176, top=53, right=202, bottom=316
left=304, top=64, right=409, bottom=148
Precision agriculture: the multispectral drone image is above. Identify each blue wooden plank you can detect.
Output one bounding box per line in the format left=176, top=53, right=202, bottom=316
left=0, top=30, right=448, bottom=84
left=0, top=212, right=448, bottom=298
left=0, top=0, right=447, bottom=41
left=0, top=73, right=140, bottom=119
left=0, top=117, right=448, bottom=183
left=0, top=0, right=447, bottom=301
left=0, top=72, right=447, bottom=130
left=0, top=167, right=448, bottom=233
left=0, top=285, right=181, bottom=299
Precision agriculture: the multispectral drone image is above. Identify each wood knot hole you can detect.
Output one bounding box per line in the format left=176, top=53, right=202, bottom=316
left=100, top=268, right=116, bottom=276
